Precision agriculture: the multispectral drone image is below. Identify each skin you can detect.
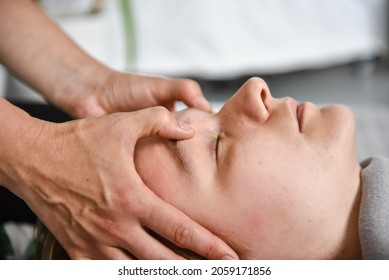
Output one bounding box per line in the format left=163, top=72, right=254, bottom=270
left=0, top=0, right=238, bottom=259
left=135, top=77, right=363, bottom=259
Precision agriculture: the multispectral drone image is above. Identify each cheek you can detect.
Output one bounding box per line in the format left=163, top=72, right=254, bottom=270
left=135, top=142, right=180, bottom=202
left=135, top=141, right=205, bottom=217
left=219, top=143, right=316, bottom=243
left=309, top=105, right=355, bottom=153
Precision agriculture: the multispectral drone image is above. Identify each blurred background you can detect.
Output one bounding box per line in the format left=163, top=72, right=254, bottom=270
left=0, top=0, right=388, bottom=160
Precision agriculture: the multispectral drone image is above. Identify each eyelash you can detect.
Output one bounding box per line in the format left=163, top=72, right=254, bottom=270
left=215, top=134, right=221, bottom=162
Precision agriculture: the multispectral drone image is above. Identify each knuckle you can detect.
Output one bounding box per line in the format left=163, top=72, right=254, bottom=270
left=150, top=106, right=171, bottom=123
left=101, top=220, right=121, bottom=237
left=172, top=223, right=193, bottom=247
left=95, top=215, right=126, bottom=242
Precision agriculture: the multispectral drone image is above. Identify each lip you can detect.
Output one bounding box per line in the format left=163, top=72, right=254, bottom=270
left=296, top=102, right=305, bottom=132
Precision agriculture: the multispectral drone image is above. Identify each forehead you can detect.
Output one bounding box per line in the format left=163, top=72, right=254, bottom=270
left=174, top=107, right=215, bottom=124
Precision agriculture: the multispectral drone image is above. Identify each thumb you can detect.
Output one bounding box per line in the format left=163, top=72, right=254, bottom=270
left=131, top=106, right=194, bottom=140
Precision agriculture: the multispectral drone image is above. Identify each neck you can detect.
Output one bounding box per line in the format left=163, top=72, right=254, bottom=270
left=334, top=164, right=363, bottom=260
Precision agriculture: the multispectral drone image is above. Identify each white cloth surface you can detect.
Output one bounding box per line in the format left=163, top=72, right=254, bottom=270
left=132, top=0, right=388, bottom=78
left=39, top=0, right=98, bottom=16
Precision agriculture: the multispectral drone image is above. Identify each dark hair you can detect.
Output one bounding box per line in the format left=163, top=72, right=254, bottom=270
left=35, top=222, right=69, bottom=259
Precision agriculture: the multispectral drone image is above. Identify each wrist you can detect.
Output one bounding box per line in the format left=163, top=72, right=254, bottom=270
left=49, top=60, right=113, bottom=118
left=0, top=98, right=47, bottom=198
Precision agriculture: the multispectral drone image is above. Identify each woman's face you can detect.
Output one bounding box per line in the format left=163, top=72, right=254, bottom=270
left=135, top=78, right=361, bottom=259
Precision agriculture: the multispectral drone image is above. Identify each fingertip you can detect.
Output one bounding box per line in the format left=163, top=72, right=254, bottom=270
left=176, top=79, right=211, bottom=112
left=194, top=96, right=212, bottom=112
left=160, top=119, right=194, bottom=140
left=208, top=242, right=239, bottom=260
left=222, top=254, right=239, bottom=260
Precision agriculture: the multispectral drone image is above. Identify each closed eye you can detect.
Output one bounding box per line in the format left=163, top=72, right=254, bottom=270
left=215, top=134, right=222, bottom=163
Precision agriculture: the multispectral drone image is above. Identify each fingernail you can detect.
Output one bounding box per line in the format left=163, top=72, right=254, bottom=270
left=195, top=97, right=212, bottom=112
left=222, top=255, right=237, bottom=260
left=179, top=121, right=194, bottom=132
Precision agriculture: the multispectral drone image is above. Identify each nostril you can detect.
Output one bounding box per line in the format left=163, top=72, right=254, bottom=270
left=260, top=89, right=267, bottom=102
left=260, top=89, right=269, bottom=111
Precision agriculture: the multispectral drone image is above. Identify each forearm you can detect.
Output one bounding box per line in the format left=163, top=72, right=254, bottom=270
left=0, top=0, right=111, bottom=107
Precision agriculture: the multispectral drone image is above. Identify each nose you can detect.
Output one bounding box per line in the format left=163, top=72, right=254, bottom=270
left=220, top=77, right=271, bottom=124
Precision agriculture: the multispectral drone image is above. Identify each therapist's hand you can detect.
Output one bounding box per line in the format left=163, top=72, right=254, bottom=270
left=53, top=71, right=212, bottom=118
left=4, top=106, right=236, bottom=260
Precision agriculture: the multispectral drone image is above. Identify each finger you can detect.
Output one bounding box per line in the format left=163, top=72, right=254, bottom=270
left=114, top=168, right=187, bottom=259
left=123, top=227, right=186, bottom=260
left=141, top=197, right=239, bottom=260
left=153, top=78, right=212, bottom=112
left=173, top=79, right=212, bottom=112
left=131, top=106, right=195, bottom=140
